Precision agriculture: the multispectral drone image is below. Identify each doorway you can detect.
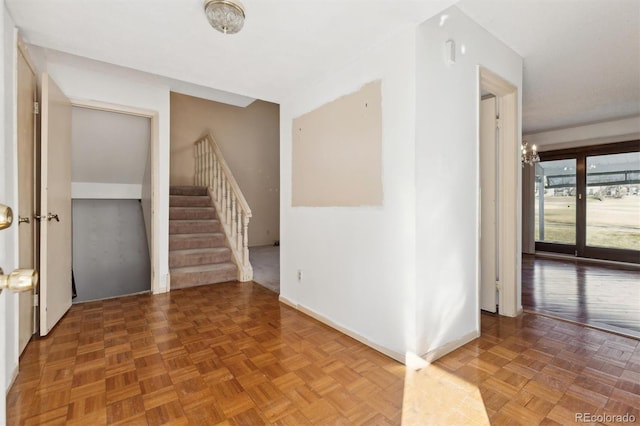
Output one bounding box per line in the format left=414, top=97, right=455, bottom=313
left=70, top=106, right=152, bottom=302
left=478, top=67, right=521, bottom=319
left=17, top=70, right=161, bottom=340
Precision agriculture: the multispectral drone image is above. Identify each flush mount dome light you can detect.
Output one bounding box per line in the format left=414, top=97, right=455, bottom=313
left=204, top=0, right=245, bottom=34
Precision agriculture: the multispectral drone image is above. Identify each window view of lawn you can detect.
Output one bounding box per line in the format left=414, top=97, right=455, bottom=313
left=535, top=195, right=576, bottom=244
left=535, top=150, right=640, bottom=252
left=586, top=194, right=640, bottom=250
left=535, top=190, right=640, bottom=250
left=534, top=158, right=577, bottom=245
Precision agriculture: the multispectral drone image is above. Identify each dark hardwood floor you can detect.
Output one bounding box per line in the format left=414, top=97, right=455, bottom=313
left=522, top=254, right=640, bottom=339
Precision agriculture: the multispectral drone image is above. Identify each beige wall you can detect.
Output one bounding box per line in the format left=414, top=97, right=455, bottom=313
left=292, top=81, right=382, bottom=207
left=170, top=93, right=279, bottom=247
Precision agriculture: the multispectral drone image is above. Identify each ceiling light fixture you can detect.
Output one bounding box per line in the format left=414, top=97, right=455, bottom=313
left=521, top=141, right=540, bottom=167
left=204, top=0, right=245, bottom=35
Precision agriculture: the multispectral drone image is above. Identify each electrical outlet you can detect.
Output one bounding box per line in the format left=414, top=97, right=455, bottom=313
left=297, top=270, right=303, bottom=282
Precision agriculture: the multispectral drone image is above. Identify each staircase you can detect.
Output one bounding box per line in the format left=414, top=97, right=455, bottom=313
left=169, top=186, right=237, bottom=289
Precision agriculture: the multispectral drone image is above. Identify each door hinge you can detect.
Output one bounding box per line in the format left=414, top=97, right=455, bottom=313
left=33, top=102, right=39, bottom=115
left=33, top=294, right=38, bottom=307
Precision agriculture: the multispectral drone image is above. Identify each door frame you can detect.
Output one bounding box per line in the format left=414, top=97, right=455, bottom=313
left=70, top=99, right=160, bottom=294
left=478, top=67, right=521, bottom=319
left=16, top=40, right=38, bottom=351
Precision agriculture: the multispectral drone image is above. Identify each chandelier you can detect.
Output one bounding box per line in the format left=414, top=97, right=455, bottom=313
left=204, top=0, right=245, bottom=35
left=521, top=141, right=539, bottom=167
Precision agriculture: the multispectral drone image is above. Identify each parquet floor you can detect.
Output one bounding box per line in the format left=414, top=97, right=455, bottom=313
left=7, top=282, right=405, bottom=425
left=7, top=281, right=640, bottom=425
left=421, top=313, right=640, bottom=425
left=522, top=254, right=640, bottom=338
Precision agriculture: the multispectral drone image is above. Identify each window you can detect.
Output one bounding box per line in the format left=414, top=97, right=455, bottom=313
left=585, top=151, right=640, bottom=251
left=534, top=141, right=640, bottom=263
left=535, top=159, right=577, bottom=245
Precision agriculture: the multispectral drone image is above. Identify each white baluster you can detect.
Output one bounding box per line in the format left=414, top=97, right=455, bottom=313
left=206, top=144, right=211, bottom=189
left=200, top=142, right=205, bottom=186
left=200, top=142, right=204, bottom=186
left=236, top=208, right=242, bottom=252
left=202, top=142, right=206, bottom=188
left=195, top=142, right=200, bottom=186
left=199, top=142, right=204, bottom=186
left=217, top=157, right=221, bottom=197
left=217, top=160, right=223, bottom=206
left=230, top=195, right=237, bottom=242
left=226, top=184, right=232, bottom=225
left=222, top=175, right=227, bottom=225
left=212, top=153, right=217, bottom=194
left=242, top=214, right=250, bottom=266
left=209, top=146, right=214, bottom=189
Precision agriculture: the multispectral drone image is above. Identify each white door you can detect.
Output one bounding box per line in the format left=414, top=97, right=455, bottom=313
left=480, top=96, right=498, bottom=313
left=17, top=50, right=37, bottom=351
left=40, top=73, right=72, bottom=336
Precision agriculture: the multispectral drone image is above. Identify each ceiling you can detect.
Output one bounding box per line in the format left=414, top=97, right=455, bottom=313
left=5, top=0, right=640, bottom=134
left=5, top=0, right=456, bottom=103
left=458, top=0, right=640, bottom=133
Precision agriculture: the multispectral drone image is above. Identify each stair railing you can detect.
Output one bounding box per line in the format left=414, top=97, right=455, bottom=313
left=194, top=133, right=252, bottom=281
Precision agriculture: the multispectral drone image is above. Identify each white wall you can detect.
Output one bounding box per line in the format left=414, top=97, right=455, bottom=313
left=414, top=6, right=523, bottom=356
left=0, top=4, right=19, bottom=416
left=280, top=27, right=418, bottom=359
left=31, top=56, right=171, bottom=294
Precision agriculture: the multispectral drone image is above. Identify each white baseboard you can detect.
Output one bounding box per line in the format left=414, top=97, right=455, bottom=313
left=420, top=330, right=480, bottom=363
left=278, top=295, right=297, bottom=309
left=6, top=364, right=18, bottom=393
left=278, top=296, right=405, bottom=364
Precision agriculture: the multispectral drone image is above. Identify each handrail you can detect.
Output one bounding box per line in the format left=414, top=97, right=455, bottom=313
left=194, top=133, right=253, bottom=281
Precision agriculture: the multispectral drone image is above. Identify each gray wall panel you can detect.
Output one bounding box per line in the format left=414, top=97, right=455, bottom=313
left=72, top=199, right=150, bottom=302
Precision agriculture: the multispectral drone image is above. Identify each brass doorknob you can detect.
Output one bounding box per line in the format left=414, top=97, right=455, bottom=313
left=0, top=267, right=38, bottom=292
left=0, top=204, right=13, bottom=230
